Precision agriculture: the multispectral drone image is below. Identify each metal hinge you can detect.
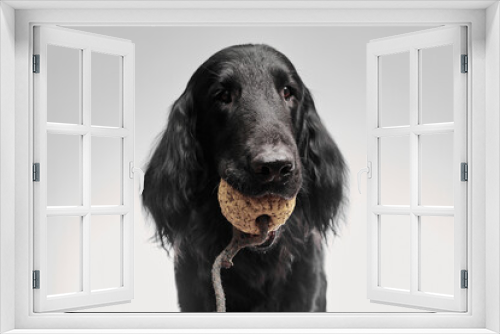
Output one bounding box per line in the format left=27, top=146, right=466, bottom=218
left=461, top=162, right=468, bottom=182
left=461, top=270, right=468, bottom=289
left=33, top=54, right=40, bottom=73
left=461, top=54, right=468, bottom=73
left=33, top=163, right=40, bottom=182
left=33, top=270, right=40, bottom=289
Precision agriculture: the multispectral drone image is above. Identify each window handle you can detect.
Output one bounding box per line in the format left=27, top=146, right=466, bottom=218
left=129, top=162, right=145, bottom=195
left=357, top=161, right=372, bottom=194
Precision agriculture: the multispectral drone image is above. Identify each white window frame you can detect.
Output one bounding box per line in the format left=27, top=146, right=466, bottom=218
left=366, top=26, right=468, bottom=312
left=32, top=25, right=135, bottom=312
left=1, top=1, right=499, bottom=333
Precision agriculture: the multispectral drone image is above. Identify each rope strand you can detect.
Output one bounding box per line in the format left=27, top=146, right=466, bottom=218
left=211, top=216, right=270, bottom=312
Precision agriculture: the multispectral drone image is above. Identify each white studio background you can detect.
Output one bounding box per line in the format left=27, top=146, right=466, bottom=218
left=67, top=25, right=436, bottom=313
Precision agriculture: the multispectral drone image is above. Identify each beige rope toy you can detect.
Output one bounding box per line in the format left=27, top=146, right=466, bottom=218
left=211, top=178, right=296, bottom=312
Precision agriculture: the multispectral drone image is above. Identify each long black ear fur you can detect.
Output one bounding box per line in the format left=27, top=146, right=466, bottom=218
left=297, top=89, right=348, bottom=236
left=142, top=90, right=206, bottom=247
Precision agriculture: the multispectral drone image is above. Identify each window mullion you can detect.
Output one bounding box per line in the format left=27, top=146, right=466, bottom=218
left=45, top=206, right=129, bottom=216
left=410, top=47, right=419, bottom=295
left=82, top=48, right=91, bottom=295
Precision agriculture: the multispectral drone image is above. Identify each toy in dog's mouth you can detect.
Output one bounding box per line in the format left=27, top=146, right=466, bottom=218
left=213, top=179, right=297, bottom=311
left=217, top=178, right=296, bottom=236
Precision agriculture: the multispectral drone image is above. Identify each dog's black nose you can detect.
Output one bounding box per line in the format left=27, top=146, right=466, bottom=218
left=251, top=154, right=295, bottom=184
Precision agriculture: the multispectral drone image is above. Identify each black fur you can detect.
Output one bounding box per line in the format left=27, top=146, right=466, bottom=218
left=143, top=44, right=347, bottom=312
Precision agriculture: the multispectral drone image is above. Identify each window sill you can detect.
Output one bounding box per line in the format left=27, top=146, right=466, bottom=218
left=3, top=329, right=498, bottom=334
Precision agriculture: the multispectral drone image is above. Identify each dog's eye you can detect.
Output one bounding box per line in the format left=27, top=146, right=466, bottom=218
left=283, top=86, right=292, bottom=101
left=218, top=90, right=232, bottom=104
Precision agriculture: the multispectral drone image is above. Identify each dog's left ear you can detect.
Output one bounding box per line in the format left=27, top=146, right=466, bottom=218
left=297, top=88, right=348, bottom=236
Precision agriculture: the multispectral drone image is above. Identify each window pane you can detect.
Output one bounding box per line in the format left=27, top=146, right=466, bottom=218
left=47, top=134, right=82, bottom=206
left=420, top=45, right=454, bottom=124
left=420, top=216, right=454, bottom=296
left=47, top=216, right=82, bottom=295
left=380, top=136, right=410, bottom=205
left=91, top=215, right=122, bottom=290
left=91, top=52, right=122, bottom=127
left=91, top=137, right=121, bottom=205
left=420, top=133, right=454, bottom=206
left=47, top=45, right=81, bottom=124
left=379, top=215, right=411, bottom=291
left=379, top=52, right=410, bottom=127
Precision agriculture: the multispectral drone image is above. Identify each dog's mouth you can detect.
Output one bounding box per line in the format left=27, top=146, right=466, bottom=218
left=224, top=179, right=299, bottom=201
left=247, top=229, right=280, bottom=252
left=220, top=165, right=302, bottom=201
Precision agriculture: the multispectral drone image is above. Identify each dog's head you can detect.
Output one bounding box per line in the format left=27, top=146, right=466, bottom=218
left=143, top=44, right=347, bottom=251
left=191, top=45, right=303, bottom=200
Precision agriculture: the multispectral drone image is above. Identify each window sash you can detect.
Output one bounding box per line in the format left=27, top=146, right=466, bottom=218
left=366, top=26, right=468, bottom=312
left=32, top=25, right=135, bottom=312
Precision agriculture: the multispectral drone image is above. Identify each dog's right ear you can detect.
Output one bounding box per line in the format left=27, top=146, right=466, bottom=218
left=142, top=89, right=205, bottom=247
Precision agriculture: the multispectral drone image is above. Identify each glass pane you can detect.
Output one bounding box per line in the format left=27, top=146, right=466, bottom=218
left=47, top=45, right=81, bottom=124
left=380, top=136, right=410, bottom=205
left=92, top=52, right=122, bottom=127
left=379, top=52, right=410, bottom=127
left=420, top=216, right=454, bottom=296
left=91, top=137, right=121, bottom=205
left=47, top=134, right=82, bottom=206
left=420, top=133, right=454, bottom=206
left=379, top=215, right=411, bottom=291
left=420, top=45, right=454, bottom=124
left=47, top=216, right=82, bottom=295
left=91, top=215, right=122, bottom=290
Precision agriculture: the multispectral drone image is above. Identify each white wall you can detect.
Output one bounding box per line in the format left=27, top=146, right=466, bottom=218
left=65, top=25, right=436, bottom=313
left=486, top=3, right=500, bottom=332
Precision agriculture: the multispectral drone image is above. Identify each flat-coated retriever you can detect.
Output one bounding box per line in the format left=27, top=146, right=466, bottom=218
left=143, top=44, right=347, bottom=312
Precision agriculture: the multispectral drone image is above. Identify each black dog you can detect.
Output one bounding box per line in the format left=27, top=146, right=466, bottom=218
left=143, top=44, right=347, bottom=312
